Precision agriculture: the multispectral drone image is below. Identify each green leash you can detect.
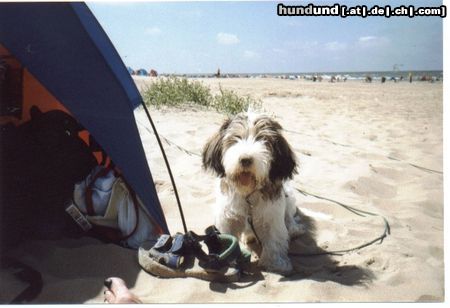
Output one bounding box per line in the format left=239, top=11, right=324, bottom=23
left=245, top=187, right=391, bottom=257
left=288, top=188, right=391, bottom=257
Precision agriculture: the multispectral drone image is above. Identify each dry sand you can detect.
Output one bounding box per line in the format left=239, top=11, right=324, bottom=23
left=2, top=77, right=444, bottom=303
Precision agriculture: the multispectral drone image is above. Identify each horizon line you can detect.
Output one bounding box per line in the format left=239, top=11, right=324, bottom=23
left=128, top=69, right=443, bottom=75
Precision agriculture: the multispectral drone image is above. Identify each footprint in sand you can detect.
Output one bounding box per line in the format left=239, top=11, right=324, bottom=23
left=369, top=164, right=409, bottom=182
left=416, top=294, right=442, bottom=302
left=368, top=134, right=377, bottom=141
left=344, top=176, right=397, bottom=199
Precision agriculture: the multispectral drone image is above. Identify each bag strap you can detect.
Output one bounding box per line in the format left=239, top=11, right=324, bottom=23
left=88, top=134, right=107, bottom=166
left=1, top=256, right=43, bottom=304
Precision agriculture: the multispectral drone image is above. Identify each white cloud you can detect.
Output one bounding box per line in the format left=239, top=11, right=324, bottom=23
left=324, top=41, right=347, bottom=51
left=358, top=36, right=377, bottom=42
left=243, top=50, right=260, bottom=59
left=357, top=36, right=390, bottom=48
left=145, top=27, right=162, bottom=36
left=217, top=32, right=240, bottom=45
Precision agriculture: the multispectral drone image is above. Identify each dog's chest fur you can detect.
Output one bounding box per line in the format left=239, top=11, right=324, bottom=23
left=215, top=178, right=286, bottom=220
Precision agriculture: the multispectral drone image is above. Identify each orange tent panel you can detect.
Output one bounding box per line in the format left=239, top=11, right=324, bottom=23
left=1, top=44, right=102, bottom=162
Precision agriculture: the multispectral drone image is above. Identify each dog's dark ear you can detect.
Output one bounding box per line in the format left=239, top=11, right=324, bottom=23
left=202, top=119, right=231, bottom=177
left=269, top=132, right=298, bottom=182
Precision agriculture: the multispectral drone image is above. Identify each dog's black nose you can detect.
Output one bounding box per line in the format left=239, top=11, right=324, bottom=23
left=240, top=157, right=253, bottom=167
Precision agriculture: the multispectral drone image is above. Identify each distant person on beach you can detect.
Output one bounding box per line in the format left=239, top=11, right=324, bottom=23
left=330, top=75, right=336, bottom=83
left=381, top=76, right=386, bottom=83
left=365, top=75, right=372, bottom=83
left=216, top=68, right=221, bottom=78
left=408, top=72, right=413, bottom=83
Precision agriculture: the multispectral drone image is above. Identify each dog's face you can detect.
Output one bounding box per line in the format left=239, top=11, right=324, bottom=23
left=202, top=112, right=297, bottom=194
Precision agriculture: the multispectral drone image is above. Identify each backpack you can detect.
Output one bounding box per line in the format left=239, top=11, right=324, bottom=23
left=0, top=106, right=98, bottom=249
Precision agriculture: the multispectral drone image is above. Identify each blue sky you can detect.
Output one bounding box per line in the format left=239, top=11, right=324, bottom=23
left=87, top=1, right=443, bottom=74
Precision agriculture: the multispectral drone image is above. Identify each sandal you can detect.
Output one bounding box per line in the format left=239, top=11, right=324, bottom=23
left=139, top=226, right=251, bottom=282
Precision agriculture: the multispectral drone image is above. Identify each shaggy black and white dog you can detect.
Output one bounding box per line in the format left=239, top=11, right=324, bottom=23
left=202, top=112, right=304, bottom=273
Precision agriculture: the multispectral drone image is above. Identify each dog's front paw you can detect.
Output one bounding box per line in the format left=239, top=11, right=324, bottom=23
left=258, top=255, right=293, bottom=275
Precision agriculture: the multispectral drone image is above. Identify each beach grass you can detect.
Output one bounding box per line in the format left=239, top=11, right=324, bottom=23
left=142, top=77, right=260, bottom=115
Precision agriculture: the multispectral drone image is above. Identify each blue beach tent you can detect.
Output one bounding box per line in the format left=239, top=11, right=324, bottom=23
left=136, top=69, right=149, bottom=76
left=0, top=3, right=169, bottom=234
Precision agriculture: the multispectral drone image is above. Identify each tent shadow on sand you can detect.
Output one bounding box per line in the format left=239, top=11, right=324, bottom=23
left=4, top=236, right=141, bottom=303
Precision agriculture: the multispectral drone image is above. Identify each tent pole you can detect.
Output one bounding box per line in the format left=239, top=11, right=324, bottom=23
left=140, top=101, right=188, bottom=233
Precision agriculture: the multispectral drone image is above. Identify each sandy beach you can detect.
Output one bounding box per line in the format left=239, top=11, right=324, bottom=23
left=3, top=77, right=443, bottom=303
